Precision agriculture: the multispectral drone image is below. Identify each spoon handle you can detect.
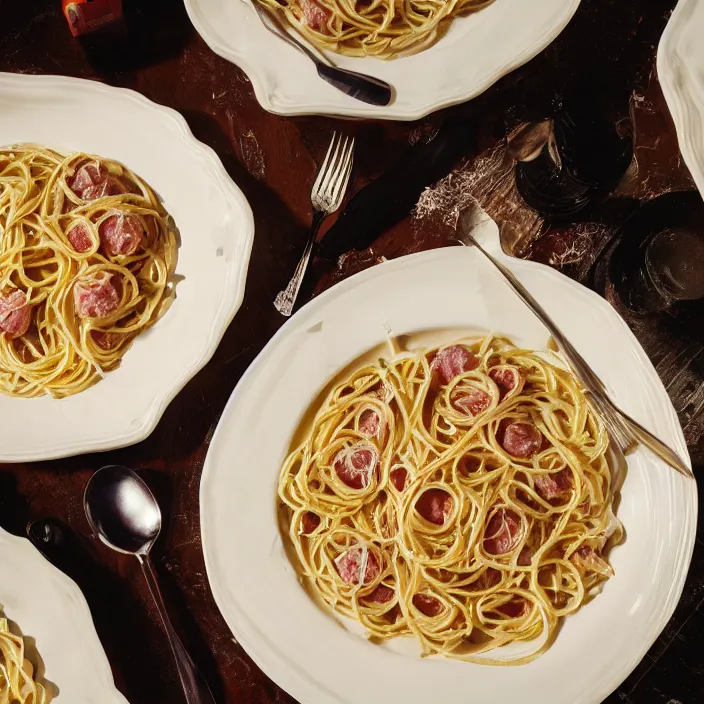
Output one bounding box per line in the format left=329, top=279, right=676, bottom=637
left=315, top=64, right=393, bottom=107
left=250, top=1, right=392, bottom=106
left=139, top=554, right=216, bottom=704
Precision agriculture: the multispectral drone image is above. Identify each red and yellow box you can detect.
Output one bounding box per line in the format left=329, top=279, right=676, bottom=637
left=62, top=0, right=123, bottom=37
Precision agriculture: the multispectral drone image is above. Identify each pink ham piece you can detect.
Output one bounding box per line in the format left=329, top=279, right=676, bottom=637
left=458, top=455, right=481, bottom=474
left=365, top=584, right=395, bottom=604
left=0, top=291, right=31, bottom=339
left=570, top=546, right=612, bottom=577
left=415, top=488, right=452, bottom=526
left=413, top=594, right=443, bottom=617
left=358, top=408, right=381, bottom=437
left=73, top=271, right=120, bottom=319
left=301, top=511, right=321, bottom=534
left=299, top=0, right=330, bottom=31
left=333, top=443, right=378, bottom=489
left=390, top=467, right=408, bottom=492
left=432, top=345, right=479, bottom=385
left=69, top=162, right=126, bottom=201
left=67, top=221, right=94, bottom=253
left=489, top=365, right=523, bottom=400
left=451, top=386, right=491, bottom=416
left=483, top=508, right=522, bottom=555
left=99, top=211, right=145, bottom=257
left=534, top=469, right=572, bottom=500
left=335, top=547, right=380, bottom=585
left=500, top=420, right=543, bottom=459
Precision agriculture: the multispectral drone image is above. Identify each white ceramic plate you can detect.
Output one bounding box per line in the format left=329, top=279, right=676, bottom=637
left=0, top=527, right=127, bottom=703
left=658, top=0, right=704, bottom=196
left=0, top=72, right=254, bottom=462
left=184, top=0, right=581, bottom=120
left=200, top=216, right=697, bottom=704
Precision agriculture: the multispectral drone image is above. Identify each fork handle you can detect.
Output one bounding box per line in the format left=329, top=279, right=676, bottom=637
left=275, top=210, right=326, bottom=317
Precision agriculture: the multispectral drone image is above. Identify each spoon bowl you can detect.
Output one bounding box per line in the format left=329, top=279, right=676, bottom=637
left=84, top=465, right=161, bottom=555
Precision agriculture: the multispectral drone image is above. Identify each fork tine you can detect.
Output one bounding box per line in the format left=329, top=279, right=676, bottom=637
left=328, top=137, right=354, bottom=208
left=321, top=135, right=346, bottom=189
left=333, top=156, right=353, bottom=212
left=312, top=131, right=340, bottom=197
left=311, top=132, right=336, bottom=195
left=319, top=134, right=347, bottom=197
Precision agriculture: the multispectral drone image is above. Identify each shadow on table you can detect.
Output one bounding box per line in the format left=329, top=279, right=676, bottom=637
left=0, top=471, right=31, bottom=536
left=78, top=0, right=194, bottom=78
left=31, top=509, right=224, bottom=703
left=128, top=109, right=312, bottom=466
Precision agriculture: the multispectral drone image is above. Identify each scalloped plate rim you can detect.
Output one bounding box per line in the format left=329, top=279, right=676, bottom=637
left=658, top=0, right=704, bottom=196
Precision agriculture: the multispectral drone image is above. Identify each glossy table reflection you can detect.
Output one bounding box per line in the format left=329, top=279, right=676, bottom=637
left=1, top=1, right=702, bottom=703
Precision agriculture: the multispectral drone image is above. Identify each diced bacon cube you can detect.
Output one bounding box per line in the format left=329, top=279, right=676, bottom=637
left=73, top=271, right=120, bottom=319
left=0, top=290, right=31, bottom=339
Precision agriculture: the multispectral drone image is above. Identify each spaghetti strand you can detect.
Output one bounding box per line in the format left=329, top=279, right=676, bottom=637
left=255, top=0, right=496, bottom=59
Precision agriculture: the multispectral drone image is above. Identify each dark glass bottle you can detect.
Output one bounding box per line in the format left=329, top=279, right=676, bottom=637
left=610, top=191, right=704, bottom=313
left=514, top=98, right=633, bottom=220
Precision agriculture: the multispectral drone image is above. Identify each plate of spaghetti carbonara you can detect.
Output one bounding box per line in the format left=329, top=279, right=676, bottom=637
left=0, top=145, right=177, bottom=399
left=185, top=0, right=581, bottom=119
left=278, top=334, right=623, bottom=665
left=0, top=526, right=127, bottom=703
left=0, top=72, right=254, bottom=462
left=200, top=217, right=696, bottom=704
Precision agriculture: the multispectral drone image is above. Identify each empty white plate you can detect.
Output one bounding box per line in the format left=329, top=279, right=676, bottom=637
left=200, top=215, right=696, bottom=704
left=0, top=72, right=254, bottom=461
left=185, top=0, right=581, bottom=119
left=0, top=527, right=127, bottom=703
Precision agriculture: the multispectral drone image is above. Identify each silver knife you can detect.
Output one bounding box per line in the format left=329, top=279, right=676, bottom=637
left=457, top=208, right=693, bottom=478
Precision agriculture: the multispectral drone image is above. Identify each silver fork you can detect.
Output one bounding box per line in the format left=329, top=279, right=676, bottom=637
left=274, top=132, right=355, bottom=317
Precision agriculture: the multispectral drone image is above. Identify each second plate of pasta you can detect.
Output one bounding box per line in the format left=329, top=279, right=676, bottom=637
left=0, top=72, right=254, bottom=461
left=185, top=0, right=581, bottom=119
left=200, top=215, right=696, bottom=704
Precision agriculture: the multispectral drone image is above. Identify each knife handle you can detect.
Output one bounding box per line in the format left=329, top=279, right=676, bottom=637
left=317, top=117, right=475, bottom=260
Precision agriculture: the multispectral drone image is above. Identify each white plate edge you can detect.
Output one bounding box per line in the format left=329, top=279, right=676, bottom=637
left=657, top=0, right=704, bottom=196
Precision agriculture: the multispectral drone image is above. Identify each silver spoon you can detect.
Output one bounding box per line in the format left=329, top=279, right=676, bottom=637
left=84, top=465, right=216, bottom=704
left=249, top=1, right=393, bottom=107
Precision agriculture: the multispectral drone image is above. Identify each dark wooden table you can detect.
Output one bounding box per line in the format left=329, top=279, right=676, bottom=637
left=1, top=1, right=703, bottom=703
